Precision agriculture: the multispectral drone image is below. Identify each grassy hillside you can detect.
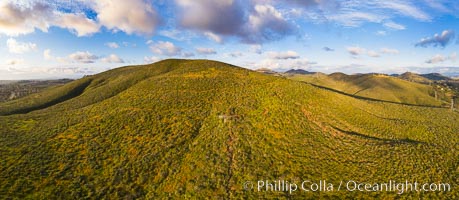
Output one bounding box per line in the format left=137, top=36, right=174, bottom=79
left=1, top=59, right=458, bottom=199
left=288, top=73, right=445, bottom=106
left=397, top=72, right=432, bottom=84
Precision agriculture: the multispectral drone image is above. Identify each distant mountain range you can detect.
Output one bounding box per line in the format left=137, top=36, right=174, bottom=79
left=257, top=67, right=458, bottom=80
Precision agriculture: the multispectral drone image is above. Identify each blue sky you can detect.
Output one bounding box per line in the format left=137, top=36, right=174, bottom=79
left=0, top=0, right=458, bottom=79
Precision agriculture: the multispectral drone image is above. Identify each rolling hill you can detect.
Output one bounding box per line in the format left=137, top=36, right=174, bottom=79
left=287, top=72, right=447, bottom=107
left=1, top=59, right=458, bottom=199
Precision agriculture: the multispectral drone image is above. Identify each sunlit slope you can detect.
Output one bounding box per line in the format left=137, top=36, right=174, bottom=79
left=1, top=59, right=458, bottom=199
left=288, top=73, right=443, bottom=106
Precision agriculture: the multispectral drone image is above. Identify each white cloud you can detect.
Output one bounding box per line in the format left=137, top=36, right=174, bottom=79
left=415, top=30, right=455, bottom=48
left=176, top=0, right=245, bottom=35
left=245, top=4, right=294, bottom=43
left=68, top=51, right=98, bottom=63
left=204, top=32, right=223, bottom=43
left=160, top=29, right=195, bottom=41
left=54, top=12, right=100, bottom=36
left=92, top=0, right=160, bottom=35
left=0, top=0, right=160, bottom=37
left=149, top=41, right=182, bottom=56
left=43, top=49, right=53, bottom=60
left=105, top=42, right=119, bottom=49
left=376, top=30, right=387, bottom=36
left=0, top=2, right=52, bottom=36
left=101, top=54, right=124, bottom=63
left=329, top=12, right=384, bottom=27
left=6, top=38, right=37, bottom=54
left=367, top=50, right=380, bottom=57
left=347, top=46, right=399, bottom=58
left=346, top=46, right=366, bottom=56
left=196, top=47, right=217, bottom=55
left=0, top=1, right=98, bottom=37
left=426, top=54, right=446, bottom=64
left=281, top=0, right=434, bottom=29
left=267, top=50, right=300, bottom=59
left=380, top=48, right=399, bottom=54
left=425, top=52, right=457, bottom=64
left=383, top=21, right=405, bottom=30
left=176, top=1, right=294, bottom=44
left=374, top=1, right=430, bottom=21
left=255, top=58, right=314, bottom=71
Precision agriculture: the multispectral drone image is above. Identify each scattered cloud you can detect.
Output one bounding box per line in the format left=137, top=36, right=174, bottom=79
left=122, top=41, right=136, bottom=47
left=380, top=48, right=399, bottom=54
left=6, top=38, right=37, bottom=54
left=346, top=46, right=366, bottom=56
left=0, top=0, right=160, bottom=37
left=54, top=12, right=100, bottom=37
left=328, top=11, right=384, bottom=27
left=176, top=1, right=294, bottom=44
left=367, top=50, right=380, bottom=57
left=383, top=21, right=405, bottom=30
left=267, top=50, right=300, bottom=60
left=426, top=54, right=446, bottom=64
left=323, top=47, right=334, bottom=51
left=255, top=57, right=315, bottom=71
left=0, top=2, right=53, bottom=36
left=68, top=51, right=98, bottom=63
left=196, top=47, right=217, bottom=55
left=101, top=54, right=124, bottom=63
left=204, top=32, right=223, bottom=43
left=244, top=4, right=294, bottom=43
left=415, top=30, right=455, bottom=48
left=347, top=46, right=399, bottom=57
left=105, top=42, right=120, bottom=49
left=281, top=0, right=434, bottom=29
left=43, top=49, right=53, bottom=60
left=159, top=29, right=195, bottom=41
left=176, top=0, right=245, bottom=35
left=0, top=1, right=99, bottom=36
left=425, top=52, right=457, bottom=64
left=92, top=0, right=160, bottom=36
left=376, top=30, right=387, bottom=36
left=373, top=1, right=430, bottom=21
left=149, top=41, right=182, bottom=56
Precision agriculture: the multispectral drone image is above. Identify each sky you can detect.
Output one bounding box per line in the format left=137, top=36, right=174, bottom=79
left=0, top=0, right=459, bottom=79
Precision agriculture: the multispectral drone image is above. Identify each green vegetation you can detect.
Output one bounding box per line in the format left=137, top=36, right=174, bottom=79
left=287, top=73, right=447, bottom=107
left=1, top=59, right=458, bottom=199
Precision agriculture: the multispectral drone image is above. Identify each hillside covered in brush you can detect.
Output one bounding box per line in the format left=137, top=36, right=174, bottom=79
left=287, top=72, right=448, bottom=107
left=1, top=59, right=458, bottom=199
